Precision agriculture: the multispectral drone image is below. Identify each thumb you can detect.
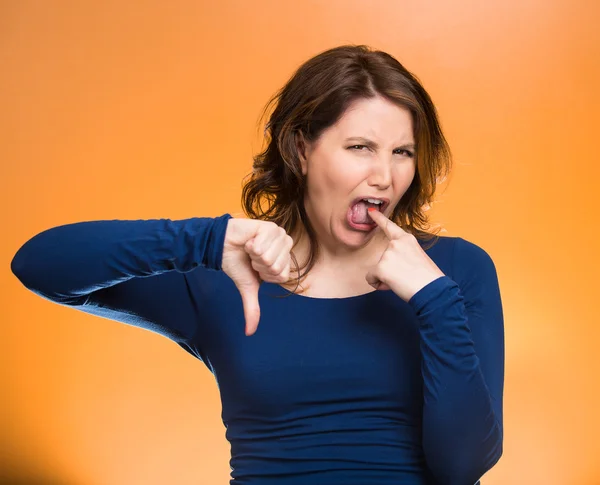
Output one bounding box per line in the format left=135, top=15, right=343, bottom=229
left=365, top=268, right=390, bottom=291
left=237, top=279, right=261, bottom=336
left=365, top=268, right=380, bottom=289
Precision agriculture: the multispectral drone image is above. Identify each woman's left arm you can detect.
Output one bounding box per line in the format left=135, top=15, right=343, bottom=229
left=365, top=210, right=505, bottom=484
left=407, top=237, right=505, bottom=485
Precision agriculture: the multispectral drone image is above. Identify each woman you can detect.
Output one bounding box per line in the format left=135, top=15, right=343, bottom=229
left=11, top=45, right=504, bottom=484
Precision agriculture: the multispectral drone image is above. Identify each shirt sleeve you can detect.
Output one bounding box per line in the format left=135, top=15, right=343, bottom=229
left=10, top=213, right=233, bottom=344
left=407, top=237, right=505, bottom=485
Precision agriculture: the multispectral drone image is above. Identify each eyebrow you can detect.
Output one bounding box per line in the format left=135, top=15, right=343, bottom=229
left=344, top=136, right=415, bottom=149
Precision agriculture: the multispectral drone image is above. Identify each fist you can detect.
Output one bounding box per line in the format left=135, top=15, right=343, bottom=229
left=221, top=218, right=294, bottom=336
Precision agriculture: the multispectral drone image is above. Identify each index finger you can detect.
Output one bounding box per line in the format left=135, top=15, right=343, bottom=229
left=367, top=208, right=403, bottom=239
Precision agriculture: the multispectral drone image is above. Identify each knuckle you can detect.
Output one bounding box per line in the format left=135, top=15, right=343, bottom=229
left=261, top=254, right=275, bottom=266
left=390, top=239, right=402, bottom=250
left=259, top=273, right=273, bottom=282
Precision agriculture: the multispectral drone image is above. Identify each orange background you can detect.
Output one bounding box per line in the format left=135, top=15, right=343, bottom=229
left=2, top=1, right=599, bottom=484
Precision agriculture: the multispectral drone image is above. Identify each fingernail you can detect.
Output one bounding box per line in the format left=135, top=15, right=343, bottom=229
left=368, top=208, right=376, bottom=212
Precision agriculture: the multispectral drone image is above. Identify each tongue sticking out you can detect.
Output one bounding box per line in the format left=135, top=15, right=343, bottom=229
left=350, top=200, right=379, bottom=224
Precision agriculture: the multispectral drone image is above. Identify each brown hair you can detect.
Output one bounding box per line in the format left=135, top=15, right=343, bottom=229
left=241, top=44, right=452, bottom=292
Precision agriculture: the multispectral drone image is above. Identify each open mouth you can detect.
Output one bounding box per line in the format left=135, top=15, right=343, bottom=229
left=347, top=196, right=389, bottom=230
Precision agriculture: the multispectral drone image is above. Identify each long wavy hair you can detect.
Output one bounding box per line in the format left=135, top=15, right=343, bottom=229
left=241, top=44, right=452, bottom=293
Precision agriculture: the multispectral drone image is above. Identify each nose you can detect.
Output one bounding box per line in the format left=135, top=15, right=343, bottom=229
left=367, top=155, right=392, bottom=189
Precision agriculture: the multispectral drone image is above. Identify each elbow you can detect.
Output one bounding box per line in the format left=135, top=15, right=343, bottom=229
left=455, top=444, right=503, bottom=485
left=11, top=243, right=33, bottom=288
left=436, top=442, right=503, bottom=485
left=11, top=226, right=91, bottom=306
left=11, top=235, right=58, bottom=300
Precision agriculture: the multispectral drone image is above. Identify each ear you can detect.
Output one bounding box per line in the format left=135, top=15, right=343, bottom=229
left=295, top=132, right=309, bottom=176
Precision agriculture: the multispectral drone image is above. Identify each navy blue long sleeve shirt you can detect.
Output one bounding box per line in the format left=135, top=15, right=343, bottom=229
left=10, top=214, right=505, bottom=485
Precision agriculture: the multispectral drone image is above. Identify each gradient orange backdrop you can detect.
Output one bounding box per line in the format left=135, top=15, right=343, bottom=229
left=2, top=1, right=599, bottom=484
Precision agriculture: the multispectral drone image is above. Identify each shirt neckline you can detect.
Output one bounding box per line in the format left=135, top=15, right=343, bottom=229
left=265, top=281, right=387, bottom=302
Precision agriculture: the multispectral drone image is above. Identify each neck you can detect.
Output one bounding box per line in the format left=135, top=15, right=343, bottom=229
left=290, top=223, right=386, bottom=276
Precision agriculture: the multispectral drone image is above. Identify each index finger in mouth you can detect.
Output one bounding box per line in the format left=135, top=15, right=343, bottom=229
left=367, top=208, right=402, bottom=239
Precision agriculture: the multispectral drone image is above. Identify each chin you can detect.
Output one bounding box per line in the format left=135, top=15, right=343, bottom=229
left=335, top=223, right=377, bottom=249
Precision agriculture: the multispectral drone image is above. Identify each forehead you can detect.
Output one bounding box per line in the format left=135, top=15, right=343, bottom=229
left=330, top=96, right=413, bottom=139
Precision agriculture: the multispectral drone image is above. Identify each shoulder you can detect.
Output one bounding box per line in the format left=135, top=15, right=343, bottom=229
left=451, top=236, right=498, bottom=280
left=418, top=233, right=498, bottom=287
left=417, top=231, right=491, bottom=259
left=449, top=237, right=502, bottom=313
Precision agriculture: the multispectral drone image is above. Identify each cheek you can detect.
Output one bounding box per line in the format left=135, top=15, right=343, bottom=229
left=312, top=155, right=361, bottom=193
left=326, top=155, right=366, bottom=186
left=393, top=163, right=416, bottom=188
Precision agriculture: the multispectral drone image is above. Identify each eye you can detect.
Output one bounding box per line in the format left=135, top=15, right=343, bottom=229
left=348, top=145, right=414, bottom=157
left=393, top=149, right=413, bottom=157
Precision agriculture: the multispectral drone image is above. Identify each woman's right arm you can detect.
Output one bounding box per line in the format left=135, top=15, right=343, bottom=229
left=10, top=213, right=232, bottom=344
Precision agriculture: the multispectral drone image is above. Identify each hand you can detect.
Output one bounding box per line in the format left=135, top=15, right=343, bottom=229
left=222, top=218, right=294, bottom=336
left=365, top=209, right=446, bottom=302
